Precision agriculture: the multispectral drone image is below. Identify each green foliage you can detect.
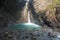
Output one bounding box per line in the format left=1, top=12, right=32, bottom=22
left=46, top=0, right=60, bottom=10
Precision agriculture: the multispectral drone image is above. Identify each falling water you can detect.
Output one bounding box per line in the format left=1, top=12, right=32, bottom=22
left=25, top=0, right=31, bottom=23
left=23, top=1, right=28, bottom=20
left=28, top=10, right=31, bottom=23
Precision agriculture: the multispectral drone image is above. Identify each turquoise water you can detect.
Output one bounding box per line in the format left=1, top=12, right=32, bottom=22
left=9, top=23, right=42, bottom=30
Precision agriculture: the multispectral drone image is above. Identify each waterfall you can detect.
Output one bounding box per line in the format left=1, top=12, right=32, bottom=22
left=26, top=0, right=31, bottom=23
left=25, top=0, right=31, bottom=23
left=28, top=11, right=31, bottom=23
left=9, top=0, right=41, bottom=30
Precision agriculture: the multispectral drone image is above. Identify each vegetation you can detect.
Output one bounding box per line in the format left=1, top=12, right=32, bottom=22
left=46, top=0, right=60, bottom=10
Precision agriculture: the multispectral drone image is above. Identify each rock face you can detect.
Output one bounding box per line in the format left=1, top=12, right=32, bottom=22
left=32, top=0, right=60, bottom=32
left=39, top=5, right=60, bottom=32
left=33, top=0, right=53, bottom=12
left=0, top=0, right=26, bottom=27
